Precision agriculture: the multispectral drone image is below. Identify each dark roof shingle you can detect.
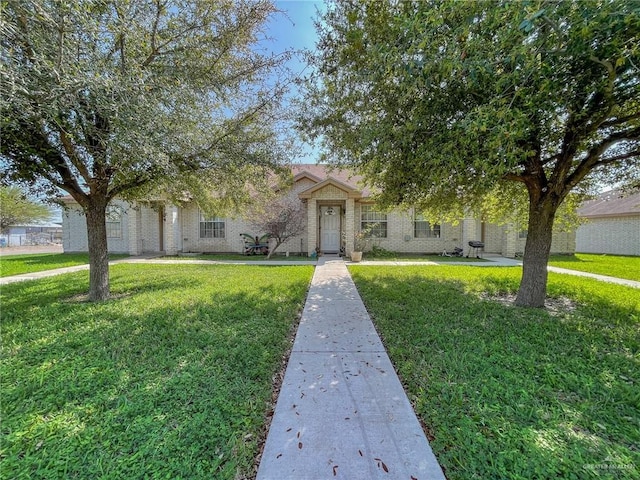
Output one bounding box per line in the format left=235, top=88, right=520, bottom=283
left=578, top=189, right=640, bottom=217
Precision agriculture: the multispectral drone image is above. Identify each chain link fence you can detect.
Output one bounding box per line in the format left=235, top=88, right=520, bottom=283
left=0, top=232, right=62, bottom=247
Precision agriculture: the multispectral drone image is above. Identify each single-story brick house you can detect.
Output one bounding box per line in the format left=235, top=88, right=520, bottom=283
left=62, top=164, right=575, bottom=257
left=576, top=189, right=640, bottom=256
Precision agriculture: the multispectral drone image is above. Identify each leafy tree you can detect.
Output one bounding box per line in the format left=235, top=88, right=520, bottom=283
left=1, top=0, right=294, bottom=300
left=249, top=194, right=306, bottom=259
left=0, top=186, right=52, bottom=233
left=301, top=0, right=640, bottom=307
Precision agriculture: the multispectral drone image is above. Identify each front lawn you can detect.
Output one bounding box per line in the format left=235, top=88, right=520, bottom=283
left=350, top=265, right=640, bottom=480
left=361, top=250, right=488, bottom=262
left=362, top=253, right=487, bottom=262
left=1, top=264, right=313, bottom=479
left=0, top=253, right=128, bottom=277
left=549, top=253, right=640, bottom=282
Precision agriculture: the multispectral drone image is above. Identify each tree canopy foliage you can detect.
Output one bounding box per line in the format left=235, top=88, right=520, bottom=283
left=0, top=186, right=52, bottom=233
left=301, top=0, right=640, bottom=306
left=1, top=0, right=294, bottom=300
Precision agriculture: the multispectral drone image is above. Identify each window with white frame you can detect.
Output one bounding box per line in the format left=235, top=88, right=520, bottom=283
left=199, top=212, right=225, bottom=238
left=360, top=205, right=387, bottom=238
left=414, top=214, right=441, bottom=238
left=106, top=205, right=123, bottom=238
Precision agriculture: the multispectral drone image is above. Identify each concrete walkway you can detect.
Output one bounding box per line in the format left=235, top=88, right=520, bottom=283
left=256, top=257, right=445, bottom=480
left=546, top=265, right=640, bottom=289
left=3, top=254, right=639, bottom=289
left=348, top=256, right=640, bottom=288
left=0, top=256, right=317, bottom=285
left=0, top=263, right=94, bottom=284
left=0, top=255, right=160, bottom=285
left=350, top=254, right=522, bottom=267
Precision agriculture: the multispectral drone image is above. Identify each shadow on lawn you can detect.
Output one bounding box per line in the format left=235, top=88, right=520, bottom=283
left=1, top=266, right=311, bottom=479
left=351, top=270, right=640, bottom=480
left=0, top=270, right=202, bottom=314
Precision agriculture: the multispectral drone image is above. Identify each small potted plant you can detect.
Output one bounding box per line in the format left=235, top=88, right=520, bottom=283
left=351, top=230, right=368, bottom=262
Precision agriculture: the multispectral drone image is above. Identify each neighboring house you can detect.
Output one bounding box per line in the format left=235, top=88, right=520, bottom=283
left=62, top=164, right=575, bottom=257
left=0, top=223, right=62, bottom=247
left=576, top=189, right=640, bottom=256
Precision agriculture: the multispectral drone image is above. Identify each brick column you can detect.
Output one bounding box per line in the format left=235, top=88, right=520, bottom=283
left=345, top=198, right=355, bottom=256
left=503, top=224, right=517, bottom=258
left=461, top=214, right=480, bottom=255
left=307, top=198, right=317, bottom=256
left=164, top=205, right=179, bottom=255
left=128, top=204, right=142, bottom=255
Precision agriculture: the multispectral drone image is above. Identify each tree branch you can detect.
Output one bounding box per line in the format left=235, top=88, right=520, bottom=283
left=565, top=125, right=640, bottom=191
left=114, top=3, right=127, bottom=75
left=56, top=123, right=92, bottom=183
left=594, top=149, right=640, bottom=166
left=20, top=122, right=90, bottom=206
left=108, top=175, right=150, bottom=198
left=503, top=172, right=528, bottom=184
left=581, top=55, right=617, bottom=133
left=182, top=81, right=290, bottom=166
left=600, top=111, right=640, bottom=128
left=150, top=0, right=163, bottom=54
left=141, top=20, right=208, bottom=68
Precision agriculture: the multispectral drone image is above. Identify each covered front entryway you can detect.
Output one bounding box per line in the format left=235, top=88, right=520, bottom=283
left=298, top=177, right=362, bottom=257
left=320, top=205, right=341, bottom=253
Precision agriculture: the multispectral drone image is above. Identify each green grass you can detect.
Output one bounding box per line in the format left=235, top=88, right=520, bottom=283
left=549, top=253, right=640, bottom=282
left=357, top=245, right=487, bottom=262
left=349, top=265, right=640, bottom=480
left=170, top=253, right=313, bottom=262
left=1, top=264, right=313, bottom=479
left=362, top=252, right=487, bottom=262
left=0, top=253, right=129, bottom=277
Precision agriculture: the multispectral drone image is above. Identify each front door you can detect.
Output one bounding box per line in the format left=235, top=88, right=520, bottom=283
left=320, top=206, right=341, bottom=253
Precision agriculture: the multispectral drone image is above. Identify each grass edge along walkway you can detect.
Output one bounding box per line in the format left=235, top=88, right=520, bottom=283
left=548, top=253, right=640, bottom=282
left=349, top=264, right=640, bottom=480
left=1, top=263, right=314, bottom=480
left=257, top=258, right=445, bottom=480
left=0, top=253, right=129, bottom=277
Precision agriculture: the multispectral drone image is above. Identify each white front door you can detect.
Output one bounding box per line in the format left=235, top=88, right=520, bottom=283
left=320, top=206, right=341, bottom=253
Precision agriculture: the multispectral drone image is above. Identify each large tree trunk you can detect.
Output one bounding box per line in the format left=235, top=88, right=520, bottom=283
left=515, top=198, right=558, bottom=308
left=85, top=200, right=110, bottom=302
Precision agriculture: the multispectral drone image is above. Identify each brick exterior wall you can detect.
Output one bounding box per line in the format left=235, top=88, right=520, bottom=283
left=62, top=206, right=88, bottom=252
left=306, top=199, right=317, bottom=255
left=127, top=205, right=142, bottom=255
left=352, top=205, right=463, bottom=254
left=62, top=200, right=132, bottom=253
left=513, top=229, right=576, bottom=256
left=181, top=202, right=309, bottom=256
left=482, top=223, right=504, bottom=253
left=61, top=172, right=577, bottom=257
left=549, top=230, right=576, bottom=255
left=576, top=215, right=640, bottom=256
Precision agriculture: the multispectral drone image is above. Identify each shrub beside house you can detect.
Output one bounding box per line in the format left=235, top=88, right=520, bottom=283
left=62, top=164, right=576, bottom=258
left=576, top=189, right=640, bottom=256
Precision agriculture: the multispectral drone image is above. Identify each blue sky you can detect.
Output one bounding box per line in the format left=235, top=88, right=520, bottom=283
left=268, top=0, right=325, bottom=72
left=266, top=1, right=327, bottom=163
